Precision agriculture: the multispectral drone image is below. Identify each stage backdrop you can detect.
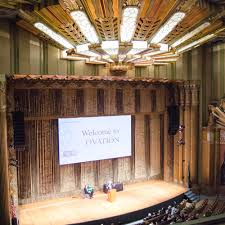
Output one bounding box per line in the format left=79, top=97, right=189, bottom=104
left=8, top=76, right=175, bottom=204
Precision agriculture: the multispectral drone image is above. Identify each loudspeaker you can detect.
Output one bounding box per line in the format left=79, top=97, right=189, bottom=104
left=13, top=111, right=25, bottom=146
left=168, top=105, right=179, bottom=135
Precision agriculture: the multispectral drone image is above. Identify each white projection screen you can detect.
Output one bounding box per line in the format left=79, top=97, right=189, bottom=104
left=58, top=115, right=132, bottom=165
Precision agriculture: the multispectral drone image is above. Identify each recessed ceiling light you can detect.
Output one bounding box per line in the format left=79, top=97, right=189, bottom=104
left=151, top=12, right=185, bottom=44
left=172, top=22, right=210, bottom=47
left=34, top=22, right=74, bottom=49
left=101, top=41, right=119, bottom=55
left=127, top=41, right=148, bottom=55
left=120, top=7, right=139, bottom=42
left=70, top=10, right=99, bottom=44
left=177, top=33, right=215, bottom=53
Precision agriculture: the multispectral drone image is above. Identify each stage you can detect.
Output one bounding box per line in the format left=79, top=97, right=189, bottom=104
left=19, top=180, right=187, bottom=225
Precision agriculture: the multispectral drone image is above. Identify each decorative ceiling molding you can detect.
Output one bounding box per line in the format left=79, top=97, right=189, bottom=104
left=95, top=17, right=119, bottom=40
left=5, top=0, right=225, bottom=66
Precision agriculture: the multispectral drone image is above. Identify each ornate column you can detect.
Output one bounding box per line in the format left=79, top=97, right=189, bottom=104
left=0, top=75, right=10, bottom=225
left=163, top=85, right=174, bottom=182
left=190, top=82, right=200, bottom=185
left=184, top=83, right=191, bottom=186
left=178, top=85, right=185, bottom=184
left=214, top=128, right=221, bottom=192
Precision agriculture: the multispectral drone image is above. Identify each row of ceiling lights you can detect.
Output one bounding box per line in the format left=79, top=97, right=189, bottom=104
left=34, top=6, right=215, bottom=60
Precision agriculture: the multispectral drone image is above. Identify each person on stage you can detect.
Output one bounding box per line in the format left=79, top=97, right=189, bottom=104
left=84, top=184, right=94, bottom=199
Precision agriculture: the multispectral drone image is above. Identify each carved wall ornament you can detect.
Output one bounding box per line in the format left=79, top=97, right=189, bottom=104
left=209, top=98, right=225, bottom=127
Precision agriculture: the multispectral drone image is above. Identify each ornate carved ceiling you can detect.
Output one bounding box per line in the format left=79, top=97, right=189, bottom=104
left=1, top=0, right=225, bottom=67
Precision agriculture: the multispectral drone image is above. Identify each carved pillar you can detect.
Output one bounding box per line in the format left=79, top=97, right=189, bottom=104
left=178, top=85, right=185, bottom=184
left=214, top=128, right=221, bottom=192
left=201, top=127, right=215, bottom=188
left=0, top=75, right=10, bottom=225
left=7, top=80, right=19, bottom=219
left=164, top=86, right=174, bottom=182
left=190, top=83, right=199, bottom=184
left=184, top=83, right=191, bottom=185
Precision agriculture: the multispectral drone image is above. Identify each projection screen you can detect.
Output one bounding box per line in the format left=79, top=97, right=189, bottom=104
left=58, top=115, right=131, bottom=165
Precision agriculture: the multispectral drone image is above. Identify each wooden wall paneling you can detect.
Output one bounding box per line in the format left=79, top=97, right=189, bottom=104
left=214, top=128, right=221, bottom=191
left=140, top=89, right=151, bottom=113
left=201, top=127, right=216, bottom=187
left=184, top=85, right=191, bottom=185
left=117, top=85, right=134, bottom=182
left=150, top=115, right=161, bottom=177
left=98, top=88, right=113, bottom=186
left=157, top=87, right=166, bottom=112
left=18, top=28, right=30, bottom=74
left=80, top=88, right=98, bottom=188
left=173, top=132, right=179, bottom=183
left=150, top=90, right=156, bottom=112
left=134, top=114, right=146, bottom=179
left=116, top=87, right=130, bottom=183
left=76, top=89, right=84, bottom=115
left=52, top=120, right=61, bottom=193
left=72, top=89, right=83, bottom=189
left=144, top=115, right=151, bottom=178
left=0, top=21, right=10, bottom=74
left=190, top=84, right=199, bottom=184
left=115, top=88, right=123, bottom=114
left=48, top=45, right=59, bottom=75
left=106, top=86, right=118, bottom=182
left=163, top=88, right=174, bottom=182
left=7, top=81, right=20, bottom=217
left=29, top=36, right=41, bottom=74
left=160, top=114, right=164, bottom=179
left=59, top=90, right=76, bottom=193
left=123, top=85, right=135, bottom=181
left=17, top=126, right=31, bottom=203
left=26, top=121, right=37, bottom=202
left=123, top=85, right=135, bottom=114
left=13, top=80, right=177, bottom=203
left=0, top=77, right=10, bottom=225
left=135, top=89, right=141, bottom=113
left=178, top=86, right=185, bottom=184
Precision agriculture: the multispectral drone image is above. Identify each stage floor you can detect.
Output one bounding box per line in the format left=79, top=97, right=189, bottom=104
left=19, top=180, right=187, bottom=225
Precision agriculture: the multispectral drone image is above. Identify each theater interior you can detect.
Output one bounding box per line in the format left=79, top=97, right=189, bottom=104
left=2, top=0, right=225, bottom=225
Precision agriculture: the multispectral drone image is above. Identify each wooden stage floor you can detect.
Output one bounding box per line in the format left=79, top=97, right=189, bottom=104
left=19, top=180, right=187, bottom=225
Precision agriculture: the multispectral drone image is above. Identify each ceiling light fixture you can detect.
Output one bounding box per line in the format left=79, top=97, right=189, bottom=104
left=121, top=6, right=139, bottom=42
left=143, top=43, right=168, bottom=57
left=151, top=12, right=185, bottom=44
left=127, top=41, right=148, bottom=55
left=101, top=41, right=119, bottom=55
left=61, top=50, right=88, bottom=60
left=172, top=22, right=210, bottom=47
left=34, top=22, right=74, bottom=49
left=177, top=33, right=215, bottom=53
left=76, top=43, right=100, bottom=57
left=70, top=10, right=99, bottom=44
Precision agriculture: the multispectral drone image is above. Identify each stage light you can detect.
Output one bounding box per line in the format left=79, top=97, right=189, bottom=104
left=101, top=41, right=119, bottom=55
left=34, top=22, right=74, bottom=49
left=151, top=12, right=185, bottom=44
left=172, top=22, right=210, bottom=47
left=177, top=33, right=215, bottom=53
left=70, top=10, right=99, bottom=44
left=120, top=6, right=139, bottom=42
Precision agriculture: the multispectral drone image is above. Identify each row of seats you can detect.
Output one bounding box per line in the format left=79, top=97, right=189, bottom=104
left=136, top=198, right=225, bottom=225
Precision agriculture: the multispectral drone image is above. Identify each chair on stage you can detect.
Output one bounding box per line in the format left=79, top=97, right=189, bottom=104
left=84, top=184, right=94, bottom=199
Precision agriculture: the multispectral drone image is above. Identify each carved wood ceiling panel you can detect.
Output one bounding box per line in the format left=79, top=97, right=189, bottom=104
left=2, top=0, right=225, bottom=63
